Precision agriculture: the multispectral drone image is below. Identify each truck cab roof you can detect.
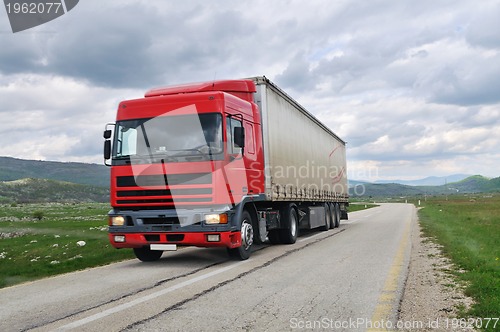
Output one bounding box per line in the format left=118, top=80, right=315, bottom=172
left=145, top=79, right=257, bottom=103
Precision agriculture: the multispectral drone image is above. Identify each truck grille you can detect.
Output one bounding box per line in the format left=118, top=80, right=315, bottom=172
left=117, top=173, right=212, bottom=187
left=115, top=173, right=213, bottom=206
left=117, top=188, right=212, bottom=197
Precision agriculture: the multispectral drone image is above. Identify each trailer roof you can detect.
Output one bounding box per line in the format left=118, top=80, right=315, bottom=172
left=249, top=76, right=346, bottom=145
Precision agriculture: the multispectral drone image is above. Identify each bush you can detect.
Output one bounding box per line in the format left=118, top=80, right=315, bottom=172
left=32, top=211, right=44, bottom=220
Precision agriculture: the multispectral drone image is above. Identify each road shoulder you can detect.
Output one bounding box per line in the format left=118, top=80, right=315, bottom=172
left=399, top=214, right=475, bottom=331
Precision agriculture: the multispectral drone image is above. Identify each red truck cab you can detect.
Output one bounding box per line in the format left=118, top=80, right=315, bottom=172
left=104, top=80, right=264, bottom=261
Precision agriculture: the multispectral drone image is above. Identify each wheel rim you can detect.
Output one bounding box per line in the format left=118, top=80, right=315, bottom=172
left=241, top=220, right=254, bottom=250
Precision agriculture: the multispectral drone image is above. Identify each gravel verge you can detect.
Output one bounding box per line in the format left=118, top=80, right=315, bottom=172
left=399, top=216, right=476, bottom=331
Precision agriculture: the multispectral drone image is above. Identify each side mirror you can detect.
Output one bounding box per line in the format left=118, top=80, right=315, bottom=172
left=234, top=127, right=245, bottom=148
left=103, top=124, right=115, bottom=166
left=104, top=140, right=111, bottom=160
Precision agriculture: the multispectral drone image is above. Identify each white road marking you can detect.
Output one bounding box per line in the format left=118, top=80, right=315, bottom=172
left=55, top=260, right=249, bottom=330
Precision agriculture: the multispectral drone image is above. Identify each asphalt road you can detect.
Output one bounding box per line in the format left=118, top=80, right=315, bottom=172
left=0, top=203, right=415, bottom=332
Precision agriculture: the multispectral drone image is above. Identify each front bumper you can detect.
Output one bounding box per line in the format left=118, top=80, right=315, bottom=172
left=108, top=231, right=242, bottom=249
left=108, top=207, right=240, bottom=249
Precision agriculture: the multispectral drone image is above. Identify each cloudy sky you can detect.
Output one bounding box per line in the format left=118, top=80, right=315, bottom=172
left=1, top=0, right=499, bottom=181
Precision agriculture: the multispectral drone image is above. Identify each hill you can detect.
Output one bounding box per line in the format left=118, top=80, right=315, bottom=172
left=350, top=175, right=500, bottom=197
left=0, top=178, right=109, bottom=204
left=374, top=174, right=471, bottom=186
left=0, top=156, right=108, bottom=187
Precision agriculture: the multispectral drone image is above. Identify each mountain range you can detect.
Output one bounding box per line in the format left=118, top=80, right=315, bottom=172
left=0, top=156, right=109, bottom=187
left=0, top=156, right=109, bottom=204
left=0, top=156, right=499, bottom=202
left=371, top=174, right=472, bottom=186
left=349, top=175, right=500, bottom=197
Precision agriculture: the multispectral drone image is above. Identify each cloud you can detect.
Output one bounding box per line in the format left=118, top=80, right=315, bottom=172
left=0, top=73, right=141, bottom=162
left=0, top=0, right=499, bottom=179
left=464, top=2, right=500, bottom=48
left=398, top=40, right=500, bottom=106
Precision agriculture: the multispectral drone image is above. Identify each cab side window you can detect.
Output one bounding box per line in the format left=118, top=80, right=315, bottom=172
left=226, top=117, right=243, bottom=155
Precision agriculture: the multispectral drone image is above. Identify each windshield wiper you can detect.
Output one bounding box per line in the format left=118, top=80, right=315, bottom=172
left=129, top=153, right=182, bottom=163
left=172, top=144, right=223, bottom=157
left=152, top=153, right=177, bottom=163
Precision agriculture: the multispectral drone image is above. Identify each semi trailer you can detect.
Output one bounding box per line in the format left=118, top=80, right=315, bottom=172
left=103, top=76, right=348, bottom=261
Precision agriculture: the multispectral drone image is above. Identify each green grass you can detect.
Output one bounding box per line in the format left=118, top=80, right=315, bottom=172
left=418, top=195, right=500, bottom=330
left=0, top=203, right=134, bottom=288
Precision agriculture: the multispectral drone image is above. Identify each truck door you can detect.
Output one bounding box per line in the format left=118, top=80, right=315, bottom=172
left=224, top=116, right=248, bottom=204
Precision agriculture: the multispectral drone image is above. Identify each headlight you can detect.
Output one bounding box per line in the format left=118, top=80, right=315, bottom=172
left=109, top=216, right=126, bottom=226
left=205, top=213, right=228, bottom=224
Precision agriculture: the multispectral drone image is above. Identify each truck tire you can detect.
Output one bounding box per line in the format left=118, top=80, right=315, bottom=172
left=334, top=203, right=341, bottom=228
left=320, top=203, right=331, bottom=231
left=227, top=210, right=254, bottom=260
left=328, top=203, right=336, bottom=229
left=133, top=247, right=163, bottom=262
left=280, top=205, right=298, bottom=244
left=268, top=230, right=281, bottom=244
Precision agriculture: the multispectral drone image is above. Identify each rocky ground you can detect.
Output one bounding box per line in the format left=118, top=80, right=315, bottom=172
left=399, top=218, right=475, bottom=331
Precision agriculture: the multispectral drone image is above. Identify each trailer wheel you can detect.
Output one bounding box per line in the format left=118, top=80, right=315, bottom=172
left=334, top=204, right=341, bottom=228
left=227, top=210, right=254, bottom=260
left=133, top=247, right=163, bottom=262
left=321, top=203, right=331, bottom=231
left=328, top=203, right=336, bottom=229
left=280, top=205, right=298, bottom=244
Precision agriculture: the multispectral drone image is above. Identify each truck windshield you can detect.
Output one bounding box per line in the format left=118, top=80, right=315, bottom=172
left=113, top=113, right=223, bottom=163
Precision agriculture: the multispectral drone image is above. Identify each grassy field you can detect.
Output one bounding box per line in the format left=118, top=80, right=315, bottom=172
left=0, top=203, right=133, bottom=288
left=418, top=195, right=500, bottom=330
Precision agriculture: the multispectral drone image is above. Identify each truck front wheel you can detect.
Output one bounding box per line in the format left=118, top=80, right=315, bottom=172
left=133, top=247, right=163, bottom=262
left=227, top=210, right=254, bottom=260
